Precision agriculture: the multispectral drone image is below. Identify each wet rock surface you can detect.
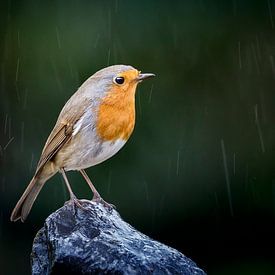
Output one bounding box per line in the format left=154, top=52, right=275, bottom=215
left=31, top=201, right=206, bottom=275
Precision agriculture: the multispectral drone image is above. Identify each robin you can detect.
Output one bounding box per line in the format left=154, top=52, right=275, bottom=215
left=10, top=64, right=155, bottom=222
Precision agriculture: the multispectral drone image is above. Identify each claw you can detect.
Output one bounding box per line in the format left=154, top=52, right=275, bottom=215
left=65, top=197, right=87, bottom=211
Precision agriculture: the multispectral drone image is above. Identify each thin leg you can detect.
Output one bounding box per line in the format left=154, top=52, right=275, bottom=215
left=60, top=168, right=86, bottom=210
left=79, top=169, right=115, bottom=209
left=79, top=169, right=101, bottom=200
left=60, top=168, right=77, bottom=199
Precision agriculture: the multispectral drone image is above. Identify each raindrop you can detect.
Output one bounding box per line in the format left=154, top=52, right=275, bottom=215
left=15, top=57, right=20, bottom=82
left=23, top=89, right=28, bottom=109
left=143, top=180, right=149, bottom=203
left=115, top=0, right=119, bottom=13
left=3, top=136, right=14, bottom=150
left=148, top=84, right=154, bottom=104
left=94, top=34, right=100, bottom=48
left=238, top=41, right=242, bottom=69
left=4, top=114, right=8, bottom=134
left=55, top=27, right=61, bottom=49
left=17, top=29, right=20, bottom=48
left=267, top=0, right=274, bottom=28
left=254, top=104, right=265, bottom=153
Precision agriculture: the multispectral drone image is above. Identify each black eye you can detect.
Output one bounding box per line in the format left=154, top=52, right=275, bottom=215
left=114, top=76, right=125, bottom=85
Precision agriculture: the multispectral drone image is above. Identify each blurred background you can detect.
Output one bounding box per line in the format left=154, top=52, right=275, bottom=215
left=1, top=0, right=275, bottom=274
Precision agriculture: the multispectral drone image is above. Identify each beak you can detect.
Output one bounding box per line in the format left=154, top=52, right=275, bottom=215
left=136, top=73, right=155, bottom=82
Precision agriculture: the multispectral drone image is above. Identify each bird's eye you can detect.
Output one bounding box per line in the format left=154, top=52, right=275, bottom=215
left=114, top=76, right=125, bottom=85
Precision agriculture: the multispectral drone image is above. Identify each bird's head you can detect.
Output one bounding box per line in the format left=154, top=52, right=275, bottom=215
left=89, top=65, right=155, bottom=100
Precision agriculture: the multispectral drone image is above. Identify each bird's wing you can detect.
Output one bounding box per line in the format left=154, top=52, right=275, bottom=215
left=35, top=97, right=90, bottom=175
left=35, top=122, right=73, bottom=175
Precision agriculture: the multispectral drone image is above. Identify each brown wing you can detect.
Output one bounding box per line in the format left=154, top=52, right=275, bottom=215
left=35, top=122, right=73, bottom=175
left=34, top=89, right=91, bottom=175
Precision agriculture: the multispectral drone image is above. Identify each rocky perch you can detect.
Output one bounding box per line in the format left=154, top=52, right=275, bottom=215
left=31, top=201, right=206, bottom=275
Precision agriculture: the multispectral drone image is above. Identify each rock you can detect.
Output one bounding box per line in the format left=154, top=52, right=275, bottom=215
left=31, top=201, right=206, bottom=275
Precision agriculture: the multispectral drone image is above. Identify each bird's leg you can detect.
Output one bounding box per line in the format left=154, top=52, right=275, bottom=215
left=79, top=169, right=101, bottom=200
left=60, top=168, right=77, bottom=199
left=79, top=169, right=115, bottom=209
left=60, top=168, right=86, bottom=210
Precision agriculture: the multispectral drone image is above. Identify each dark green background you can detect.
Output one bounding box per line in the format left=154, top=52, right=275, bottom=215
left=1, top=0, right=275, bottom=274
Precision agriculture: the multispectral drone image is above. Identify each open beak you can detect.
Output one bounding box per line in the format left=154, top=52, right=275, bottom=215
left=136, top=73, right=155, bottom=82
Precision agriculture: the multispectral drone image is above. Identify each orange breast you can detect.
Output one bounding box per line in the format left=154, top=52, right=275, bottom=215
left=96, top=84, right=137, bottom=141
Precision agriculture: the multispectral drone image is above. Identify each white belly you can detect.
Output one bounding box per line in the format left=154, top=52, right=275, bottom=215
left=61, top=138, right=126, bottom=171
left=56, top=108, right=128, bottom=171
left=87, top=139, right=126, bottom=167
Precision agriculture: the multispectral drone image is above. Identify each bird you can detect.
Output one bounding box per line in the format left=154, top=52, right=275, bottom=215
left=10, top=64, right=155, bottom=222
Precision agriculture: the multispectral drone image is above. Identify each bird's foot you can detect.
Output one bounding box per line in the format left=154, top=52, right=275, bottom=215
left=92, top=196, right=116, bottom=210
left=65, top=196, right=87, bottom=211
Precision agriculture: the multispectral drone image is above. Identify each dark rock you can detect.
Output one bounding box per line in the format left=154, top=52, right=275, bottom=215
left=31, top=201, right=206, bottom=275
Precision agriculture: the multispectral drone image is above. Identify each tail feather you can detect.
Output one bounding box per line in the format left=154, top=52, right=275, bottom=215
left=10, top=177, right=45, bottom=222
